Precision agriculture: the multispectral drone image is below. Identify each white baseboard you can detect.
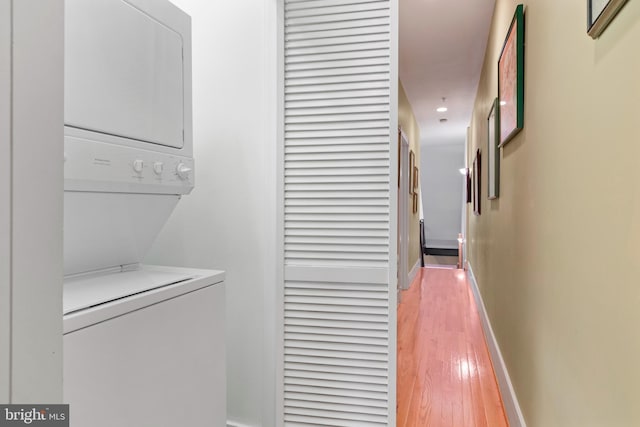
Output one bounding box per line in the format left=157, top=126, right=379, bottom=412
left=408, top=258, right=421, bottom=285
left=467, top=264, right=527, bottom=427
left=227, top=421, right=257, bottom=427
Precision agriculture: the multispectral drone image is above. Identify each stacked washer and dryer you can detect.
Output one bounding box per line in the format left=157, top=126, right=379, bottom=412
left=62, top=0, right=226, bottom=426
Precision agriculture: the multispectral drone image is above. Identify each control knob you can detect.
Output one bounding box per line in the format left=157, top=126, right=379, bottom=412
left=153, top=162, right=164, bottom=175
left=176, top=163, right=192, bottom=180
left=133, top=159, right=144, bottom=173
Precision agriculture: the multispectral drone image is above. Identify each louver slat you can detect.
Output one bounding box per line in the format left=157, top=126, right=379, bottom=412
left=283, top=0, right=392, bottom=425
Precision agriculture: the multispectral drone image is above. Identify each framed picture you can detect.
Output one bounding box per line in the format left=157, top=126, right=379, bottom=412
left=413, top=166, right=419, bottom=192
left=397, top=128, right=401, bottom=188
left=498, top=4, right=524, bottom=147
left=409, top=150, right=415, bottom=195
left=487, top=98, right=500, bottom=199
left=466, top=169, right=472, bottom=204
left=588, top=0, right=629, bottom=38
left=473, top=149, right=481, bottom=216
left=412, top=192, right=418, bottom=214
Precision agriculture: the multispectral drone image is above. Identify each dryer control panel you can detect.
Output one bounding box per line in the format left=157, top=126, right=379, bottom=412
left=64, top=136, right=195, bottom=195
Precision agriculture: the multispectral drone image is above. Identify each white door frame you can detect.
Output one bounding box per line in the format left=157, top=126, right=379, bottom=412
left=398, top=130, right=410, bottom=291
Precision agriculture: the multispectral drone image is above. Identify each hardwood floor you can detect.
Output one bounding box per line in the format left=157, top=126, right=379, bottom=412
left=397, top=268, right=508, bottom=427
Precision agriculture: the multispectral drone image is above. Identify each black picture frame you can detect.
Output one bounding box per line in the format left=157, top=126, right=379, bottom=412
left=473, top=149, right=481, bottom=216
left=466, top=169, right=472, bottom=204
left=409, top=149, right=415, bottom=195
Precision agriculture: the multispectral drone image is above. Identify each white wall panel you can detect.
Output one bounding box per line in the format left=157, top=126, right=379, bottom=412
left=10, top=0, right=64, bottom=402
left=282, top=0, right=396, bottom=424
left=421, top=141, right=465, bottom=249
left=0, top=0, right=10, bottom=404
left=146, top=1, right=279, bottom=425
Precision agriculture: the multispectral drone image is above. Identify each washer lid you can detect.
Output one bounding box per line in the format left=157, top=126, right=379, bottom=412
left=64, top=268, right=193, bottom=315
left=63, top=265, right=225, bottom=334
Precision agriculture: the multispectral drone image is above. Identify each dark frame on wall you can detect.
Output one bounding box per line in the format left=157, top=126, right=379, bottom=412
left=397, top=128, right=401, bottom=188
left=487, top=98, right=500, bottom=199
left=412, top=192, right=418, bottom=214
left=466, top=169, right=472, bottom=204
left=409, top=149, right=415, bottom=195
left=498, top=4, right=524, bottom=147
left=587, top=0, right=629, bottom=38
left=473, top=149, right=481, bottom=216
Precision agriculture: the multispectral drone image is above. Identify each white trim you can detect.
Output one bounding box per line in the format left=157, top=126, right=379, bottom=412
left=467, top=263, right=527, bottom=427
left=0, top=0, right=11, bottom=403
left=10, top=0, right=64, bottom=402
left=408, top=258, right=421, bottom=286
left=274, top=0, right=285, bottom=425
left=227, top=421, right=256, bottom=427
left=263, top=1, right=279, bottom=426
left=388, top=1, right=399, bottom=425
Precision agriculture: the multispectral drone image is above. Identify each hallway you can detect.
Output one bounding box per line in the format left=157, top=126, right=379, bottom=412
left=397, top=268, right=508, bottom=426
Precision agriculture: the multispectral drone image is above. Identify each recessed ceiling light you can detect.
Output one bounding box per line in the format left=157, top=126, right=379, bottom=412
left=459, top=168, right=467, bottom=175
left=436, top=97, right=448, bottom=113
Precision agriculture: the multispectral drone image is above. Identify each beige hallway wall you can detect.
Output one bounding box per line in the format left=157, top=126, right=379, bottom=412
left=467, top=1, right=640, bottom=426
left=399, top=80, right=421, bottom=272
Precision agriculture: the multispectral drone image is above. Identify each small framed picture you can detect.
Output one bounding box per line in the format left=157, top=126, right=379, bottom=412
left=487, top=98, right=500, bottom=199
left=588, top=0, right=629, bottom=38
left=466, top=169, right=472, bottom=204
left=413, top=167, right=419, bottom=192
left=409, top=150, right=415, bottom=195
left=473, top=149, right=481, bottom=216
left=412, top=192, right=418, bottom=214
left=498, top=4, right=525, bottom=147
left=397, top=128, right=401, bottom=188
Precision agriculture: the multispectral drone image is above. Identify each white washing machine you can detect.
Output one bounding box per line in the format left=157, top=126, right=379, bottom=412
left=62, top=0, right=226, bottom=425
left=63, top=266, right=225, bottom=427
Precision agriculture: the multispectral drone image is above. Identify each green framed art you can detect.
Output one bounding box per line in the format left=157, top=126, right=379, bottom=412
left=498, top=4, right=524, bottom=147
left=487, top=98, right=500, bottom=199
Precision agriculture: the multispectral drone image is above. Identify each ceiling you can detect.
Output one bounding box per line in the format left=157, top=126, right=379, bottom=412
left=399, top=0, right=496, bottom=147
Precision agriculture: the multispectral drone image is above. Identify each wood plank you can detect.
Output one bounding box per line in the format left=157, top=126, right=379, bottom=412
left=397, top=267, right=509, bottom=426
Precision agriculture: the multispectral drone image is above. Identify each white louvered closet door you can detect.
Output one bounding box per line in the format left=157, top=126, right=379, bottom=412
left=281, top=0, right=397, bottom=426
